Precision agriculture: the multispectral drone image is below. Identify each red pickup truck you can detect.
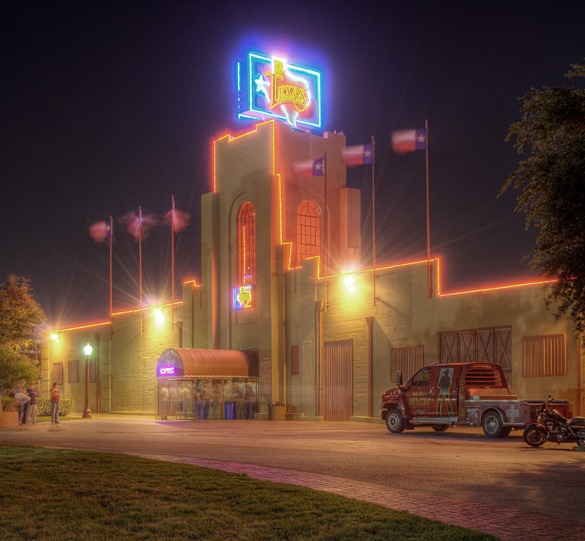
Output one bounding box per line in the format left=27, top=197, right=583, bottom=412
left=380, top=362, right=533, bottom=438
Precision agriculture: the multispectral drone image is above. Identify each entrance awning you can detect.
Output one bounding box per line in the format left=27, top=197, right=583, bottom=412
left=156, top=348, right=257, bottom=378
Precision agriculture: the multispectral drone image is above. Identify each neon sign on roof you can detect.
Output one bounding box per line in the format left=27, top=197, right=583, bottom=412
left=237, top=52, right=322, bottom=129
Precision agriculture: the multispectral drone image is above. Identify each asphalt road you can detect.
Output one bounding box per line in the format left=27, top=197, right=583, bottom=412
left=2, top=417, right=585, bottom=540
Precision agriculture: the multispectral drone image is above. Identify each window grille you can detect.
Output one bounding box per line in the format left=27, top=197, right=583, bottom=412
left=52, top=362, right=63, bottom=385
left=464, top=364, right=504, bottom=387
left=237, top=202, right=255, bottom=284
left=68, top=360, right=79, bottom=384
left=523, top=334, right=566, bottom=377
left=297, top=200, right=321, bottom=264
left=390, top=345, right=424, bottom=382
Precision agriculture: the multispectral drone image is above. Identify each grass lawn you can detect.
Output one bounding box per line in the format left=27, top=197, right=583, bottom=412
left=0, top=445, right=496, bottom=541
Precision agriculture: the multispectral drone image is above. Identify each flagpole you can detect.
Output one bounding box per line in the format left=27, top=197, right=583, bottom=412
left=371, top=136, right=377, bottom=305
left=324, top=152, right=329, bottom=276
left=139, top=206, right=143, bottom=333
left=425, top=119, right=433, bottom=298
left=171, top=195, right=175, bottom=330
left=109, top=214, right=113, bottom=318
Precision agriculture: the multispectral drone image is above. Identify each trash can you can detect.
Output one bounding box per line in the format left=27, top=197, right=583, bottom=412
left=224, top=401, right=235, bottom=420
left=269, top=403, right=286, bottom=421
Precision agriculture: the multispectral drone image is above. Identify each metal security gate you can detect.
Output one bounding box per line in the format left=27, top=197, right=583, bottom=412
left=323, top=339, right=353, bottom=420
left=440, top=327, right=512, bottom=383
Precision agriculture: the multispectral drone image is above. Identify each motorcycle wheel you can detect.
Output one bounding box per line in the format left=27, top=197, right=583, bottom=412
left=523, top=424, right=547, bottom=447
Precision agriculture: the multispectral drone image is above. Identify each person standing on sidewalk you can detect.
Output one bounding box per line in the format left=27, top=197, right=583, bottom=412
left=26, top=385, right=39, bottom=424
left=50, top=383, right=61, bottom=424
left=14, top=379, right=31, bottom=425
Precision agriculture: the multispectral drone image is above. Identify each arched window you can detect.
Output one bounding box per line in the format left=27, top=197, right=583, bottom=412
left=297, top=200, right=321, bottom=264
left=237, top=202, right=256, bottom=284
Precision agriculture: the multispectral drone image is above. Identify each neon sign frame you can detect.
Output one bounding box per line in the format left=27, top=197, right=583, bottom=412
left=233, top=284, right=255, bottom=310
left=237, top=52, right=322, bottom=129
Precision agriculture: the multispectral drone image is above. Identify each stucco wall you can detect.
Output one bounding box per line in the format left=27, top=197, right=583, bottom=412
left=285, top=259, right=582, bottom=418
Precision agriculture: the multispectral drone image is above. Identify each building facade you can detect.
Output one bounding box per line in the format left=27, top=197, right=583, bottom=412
left=41, top=120, right=584, bottom=419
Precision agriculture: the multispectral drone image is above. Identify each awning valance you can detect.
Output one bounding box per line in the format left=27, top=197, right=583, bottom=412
left=156, top=348, right=257, bottom=378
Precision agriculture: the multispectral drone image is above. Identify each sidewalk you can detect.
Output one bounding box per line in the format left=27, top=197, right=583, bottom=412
left=142, top=454, right=582, bottom=541
left=3, top=416, right=583, bottom=541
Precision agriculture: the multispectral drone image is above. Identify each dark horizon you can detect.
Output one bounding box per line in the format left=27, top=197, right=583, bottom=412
left=3, top=1, right=584, bottom=328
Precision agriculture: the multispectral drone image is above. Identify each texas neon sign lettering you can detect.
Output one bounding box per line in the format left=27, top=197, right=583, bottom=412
left=266, top=58, right=309, bottom=114
left=237, top=52, right=322, bottom=129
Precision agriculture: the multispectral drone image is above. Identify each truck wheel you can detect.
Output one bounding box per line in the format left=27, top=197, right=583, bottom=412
left=523, top=424, right=547, bottom=447
left=432, top=425, right=449, bottom=432
left=482, top=411, right=505, bottom=438
left=385, top=410, right=405, bottom=433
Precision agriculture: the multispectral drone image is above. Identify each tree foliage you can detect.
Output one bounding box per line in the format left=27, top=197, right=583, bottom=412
left=502, top=61, right=585, bottom=338
left=0, top=275, right=46, bottom=351
left=0, top=275, right=45, bottom=395
left=0, top=346, right=41, bottom=397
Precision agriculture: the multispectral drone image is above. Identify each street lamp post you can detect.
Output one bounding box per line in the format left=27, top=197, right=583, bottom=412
left=83, top=343, right=93, bottom=419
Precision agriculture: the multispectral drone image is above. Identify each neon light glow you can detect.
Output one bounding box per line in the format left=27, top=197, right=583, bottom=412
left=157, top=363, right=183, bottom=377
left=233, top=285, right=254, bottom=310
left=237, top=52, right=322, bottom=129
left=440, top=279, right=557, bottom=297
left=45, top=320, right=110, bottom=335
left=158, top=366, right=176, bottom=375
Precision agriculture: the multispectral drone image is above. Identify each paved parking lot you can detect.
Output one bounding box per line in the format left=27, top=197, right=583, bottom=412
left=2, top=416, right=585, bottom=540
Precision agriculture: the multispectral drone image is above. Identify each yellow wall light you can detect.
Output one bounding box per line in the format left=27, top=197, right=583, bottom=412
left=342, top=274, right=357, bottom=293
left=153, top=308, right=165, bottom=327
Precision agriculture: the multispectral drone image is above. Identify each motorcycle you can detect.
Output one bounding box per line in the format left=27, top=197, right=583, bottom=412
left=523, top=396, right=585, bottom=450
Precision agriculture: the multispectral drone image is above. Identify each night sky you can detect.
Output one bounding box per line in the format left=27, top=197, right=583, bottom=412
left=3, top=1, right=584, bottom=328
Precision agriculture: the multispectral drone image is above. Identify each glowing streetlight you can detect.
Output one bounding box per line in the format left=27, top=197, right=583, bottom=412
left=82, top=342, right=93, bottom=419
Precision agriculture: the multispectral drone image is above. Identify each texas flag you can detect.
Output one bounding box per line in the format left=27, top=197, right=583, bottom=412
left=342, top=143, right=374, bottom=167
left=293, top=156, right=325, bottom=176
left=89, top=221, right=111, bottom=243
left=392, top=128, right=427, bottom=154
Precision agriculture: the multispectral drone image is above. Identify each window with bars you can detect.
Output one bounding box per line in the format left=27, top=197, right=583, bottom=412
left=237, top=202, right=256, bottom=284
left=390, top=345, right=425, bottom=382
left=51, top=362, right=63, bottom=385
left=68, top=360, right=79, bottom=384
left=297, top=200, right=321, bottom=264
left=291, top=345, right=299, bottom=375
left=523, top=334, right=566, bottom=377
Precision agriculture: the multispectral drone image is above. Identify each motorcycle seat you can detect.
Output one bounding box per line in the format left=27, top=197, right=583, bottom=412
left=568, top=417, right=585, bottom=426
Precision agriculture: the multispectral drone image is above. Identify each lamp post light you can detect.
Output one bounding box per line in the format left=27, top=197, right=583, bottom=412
left=83, top=343, right=93, bottom=419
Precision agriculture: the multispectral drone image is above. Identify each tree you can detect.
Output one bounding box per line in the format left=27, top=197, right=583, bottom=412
left=501, top=61, right=585, bottom=339
left=0, top=275, right=45, bottom=351
left=0, top=346, right=40, bottom=398
left=0, top=275, right=45, bottom=398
